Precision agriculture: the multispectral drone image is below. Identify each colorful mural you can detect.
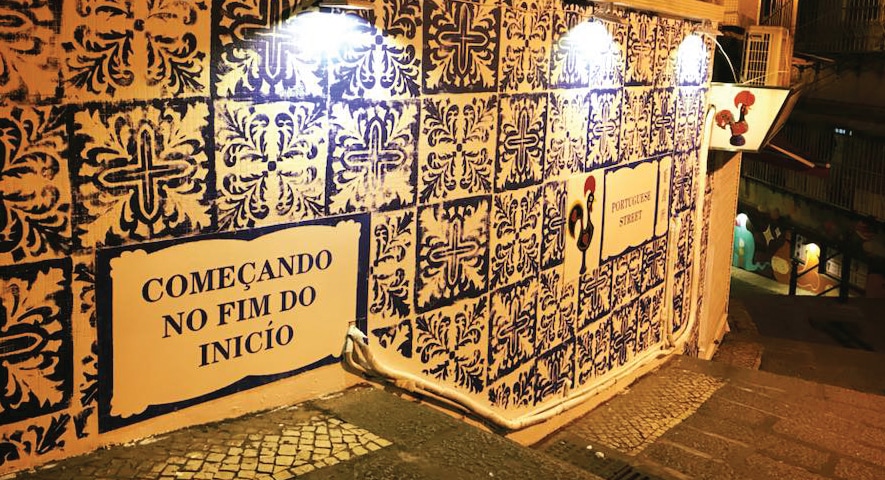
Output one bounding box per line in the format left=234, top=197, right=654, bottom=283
left=0, top=0, right=713, bottom=474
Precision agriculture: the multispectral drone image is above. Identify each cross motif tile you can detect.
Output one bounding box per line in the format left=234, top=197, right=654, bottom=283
left=496, top=93, right=546, bottom=192
left=650, top=88, right=676, bottom=156
left=0, top=106, right=71, bottom=263
left=64, top=0, right=209, bottom=100
left=578, top=261, right=612, bottom=329
left=415, top=196, right=489, bottom=313
left=587, top=89, right=621, bottom=170
left=328, top=100, right=418, bottom=214
left=423, top=0, right=499, bottom=93
left=625, top=11, right=657, bottom=86
left=534, top=342, right=574, bottom=405
left=541, top=181, right=567, bottom=270
left=419, top=94, right=496, bottom=203
left=620, top=86, right=654, bottom=164
left=214, top=0, right=327, bottom=100
left=215, top=99, right=327, bottom=230
left=490, top=186, right=541, bottom=290
left=72, top=101, right=211, bottom=248
left=537, top=267, right=576, bottom=355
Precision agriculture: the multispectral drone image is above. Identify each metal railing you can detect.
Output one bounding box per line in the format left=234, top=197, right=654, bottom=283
left=795, top=1, right=885, bottom=53
left=741, top=123, right=885, bottom=221
left=760, top=0, right=796, bottom=32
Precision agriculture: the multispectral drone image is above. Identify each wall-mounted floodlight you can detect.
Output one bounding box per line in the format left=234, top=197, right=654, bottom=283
left=318, top=0, right=373, bottom=10
left=593, top=2, right=626, bottom=25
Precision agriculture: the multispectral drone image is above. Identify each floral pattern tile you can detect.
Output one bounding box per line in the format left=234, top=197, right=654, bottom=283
left=415, top=296, right=488, bottom=393
left=423, top=0, right=499, bottom=93
left=488, top=277, right=537, bottom=383
left=72, top=101, right=212, bottom=248
left=0, top=106, right=71, bottom=263
left=650, top=88, right=676, bottom=156
left=215, top=99, right=327, bottom=230
left=416, top=196, right=489, bottom=313
left=488, top=362, right=535, bottom=410
left=419, top=94, right=497, bottom=203
left=496, top=93, right=546, bottom=191
left=328, top=100, right=418, bottom=214
left=329, top=0, right=422, bottom=100
left=490, top=186, right=541, bottom=290
left=536, top=267, right=576, bottom=355
left=535, top=342, right=573, bottom=404
left=549, top=9, right=591, bottom=89
left=0, top=259, right=73, bottom=426
left=0, top=0, right=61, bottom=103
left=369, top=209, right=416, bottom=326
left=64, top=0, right=209, bottom=100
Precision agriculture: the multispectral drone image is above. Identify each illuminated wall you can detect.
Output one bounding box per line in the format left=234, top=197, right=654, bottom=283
left=0, top=0, right=712, bottom=473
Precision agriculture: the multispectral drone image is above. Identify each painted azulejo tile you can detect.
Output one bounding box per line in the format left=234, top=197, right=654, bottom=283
left=63, top=0, right=209, bottom=100
left=71, top=257, right=98, bottom=440
left=575, top=317, right=612, bottom=383
left=675, top=29, right=709, bottom=87
left=650, top=87, right=676, bottom=156
left=671, top=269, right=691, bottom=333
left=610, top=300, right=637, bottom=368
left=329, top=0, right=422, bottom=100
left=589, top=18, right=627, bottom=89
left=675, top=209, right=695, bottom=272
left=0, top=412, right=78, bottom=466
left=498, top=6, right=550, bottom=93
left=488, top=277, right=537, bottom=383
left=214, top=0, right=325, bottom=100
left=369, top=209, right=415, bottom=328
left=72, top=100, right=212, bottom=248
left=215, top=99, right=327, bottom=230
left=0, top=106, right=71, bottom=263
left=423, top=0, right=499, bottom=94
left=619, top=86, right=653, bottom=164
left=549, top=9, right=590, bottom=89
left=578, top=260, right=612, bottom=329
left=672, top=150, right=697, bottom=214
left=419, top=93, right=496, bottom=203
left=541, top=181, right=567, bottom=270
left=328, top=100, right=418, bottom=214
left=624, top=11, right=657, bottom=86
left=496, top=93, right=546, bottom=192
left=0, top=259, right=73, bottom=427
left=537, top=267, right=576, bottom=356
left=653, top=16, right=683, bottom=88
left=415, top=296, right=488, bottom=394
left=488, top=361, right=535, bottom=411
left=675, top=87, right=706, bottom=153
left=0, top=0, right=61, bottom=103
left=415, top=196, right=489, bottom=313
left=636, top=286, right=663, bottom=354
left=641, top=236, right=667, bottom=293
left=611, top=248, right=641, bottom=309
left=490, top=186, right=541, bottom=290
left=535, top=341, right=573, bottom=405
left=546, top=90, right=589, bottom=180
left=586, top=88, right=621, bottom=170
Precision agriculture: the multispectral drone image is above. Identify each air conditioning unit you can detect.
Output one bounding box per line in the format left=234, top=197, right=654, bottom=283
left=741, top=26, right=792, bottom=87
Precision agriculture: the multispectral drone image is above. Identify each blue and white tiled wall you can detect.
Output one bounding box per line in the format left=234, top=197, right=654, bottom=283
left=0, top=0, right=711, bottom=471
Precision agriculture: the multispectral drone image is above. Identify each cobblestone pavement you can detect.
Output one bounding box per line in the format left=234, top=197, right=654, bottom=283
left=537, top=355, right=885, bottom=480
left=8, top=387, right=603, bottom=480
